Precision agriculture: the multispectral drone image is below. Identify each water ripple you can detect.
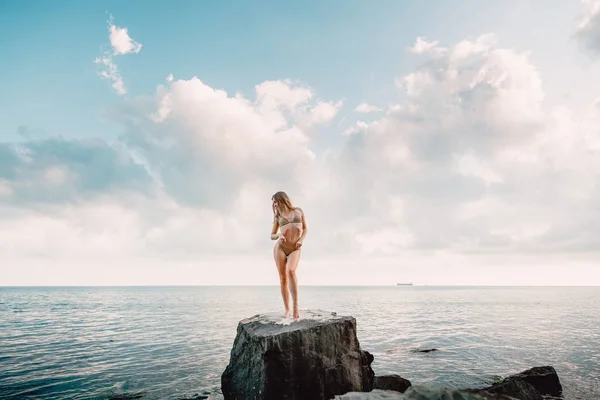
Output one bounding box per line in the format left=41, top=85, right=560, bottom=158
left=0, top=286, right=598, bottom=399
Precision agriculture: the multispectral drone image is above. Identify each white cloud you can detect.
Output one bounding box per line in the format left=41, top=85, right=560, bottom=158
left=255, top=79, right=313, bottom=111
left=252, top=80, right=341, bottom=128
left=26, top=31, right=600, bottom=260
left=108, top=20, right=143, bottom=55
left=94, top=16, right=143, bottom=95
left=574, top=0, right=600, bottom=53
left=325, top=33, right=600, bottom=255
left=0, top=137, right=153, bottom=206
left=111, top=77, right=335, bottom=216
left=6, top=30, right=600, bottom=285
left=355, top=228, right=414, bottom=255
left=43, top=166, right=70, bottom=186
left=408, top=36, right=446, bottom=55
left=0, top=180, right=12, bottom=198
left=449, top=33, right=497, bottom=61
left=305, top=100, right=342, bottom=126
left=354, top=103, right=382, bottom=113
left=453, top=150, right=503, bottom=186
left=94, top=56, right=126, bottom=95
left=343, top=121, right=368, bottom=135
left=0, top=78, right=343, bottom=263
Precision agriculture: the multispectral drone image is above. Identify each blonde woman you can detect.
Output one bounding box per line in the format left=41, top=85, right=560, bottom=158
left=270, top=191, right=307, bottom=320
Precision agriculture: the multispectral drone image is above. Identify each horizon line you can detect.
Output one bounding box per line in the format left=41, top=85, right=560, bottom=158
left=1, top=284, right=599, bottom=288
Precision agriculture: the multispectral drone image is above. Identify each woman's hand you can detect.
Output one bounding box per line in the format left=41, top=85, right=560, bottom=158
left=279, top=235, right=286, bottom=244
left=295, top=240, right=303, bottom=250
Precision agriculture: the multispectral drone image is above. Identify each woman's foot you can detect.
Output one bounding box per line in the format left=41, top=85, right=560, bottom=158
left=282, top=310, right=290, bottom=318
left=293, top=308, right=300, bottom=320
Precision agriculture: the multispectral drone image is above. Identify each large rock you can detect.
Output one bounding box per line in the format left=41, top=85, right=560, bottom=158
left=465, top=365, right=563, bottom=400
left=504, top=366, right=562, bottom=398
left=475, top=377, right=543, bottom=400
left=336, top=386, right=518, bottom=399
left=221, top=310, right=374, bottom=400
left=373, top=375, right=412, bottom=393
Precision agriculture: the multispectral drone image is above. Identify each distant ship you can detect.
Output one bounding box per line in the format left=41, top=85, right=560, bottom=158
left=396, top=283, right=413, bottom=286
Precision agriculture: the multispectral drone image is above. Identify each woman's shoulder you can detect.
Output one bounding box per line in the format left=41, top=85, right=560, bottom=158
left=294, top=206, right=303, bottom=213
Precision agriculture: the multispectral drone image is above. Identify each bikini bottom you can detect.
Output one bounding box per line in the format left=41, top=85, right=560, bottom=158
left=280, top=239, right=300, bottom=256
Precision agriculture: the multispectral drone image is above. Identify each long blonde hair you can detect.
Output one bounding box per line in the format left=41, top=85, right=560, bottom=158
left=272, top=191, right=294, bottom=217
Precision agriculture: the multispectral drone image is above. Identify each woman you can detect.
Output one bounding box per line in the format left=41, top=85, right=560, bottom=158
left=270, top=191, right=307, bottom=320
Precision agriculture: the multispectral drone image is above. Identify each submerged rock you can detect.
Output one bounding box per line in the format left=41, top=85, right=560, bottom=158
left=177, top=395, right=209, bottom=400
left=221, top=309, right=374, bottom=400
left=336, top=386, right=517, bottom=399
left=335, top=366, right=563, bottom=400
left=410, top=348, right=438, bottom=353
left=108, top=392, right=146, bottom=400
left=373, top=375, right=412, bottom=393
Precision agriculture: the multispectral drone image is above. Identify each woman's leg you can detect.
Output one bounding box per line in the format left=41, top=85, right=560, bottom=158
left=286, top=249, right=302, bottom=319
left=273, top=243, right=290, bottom=317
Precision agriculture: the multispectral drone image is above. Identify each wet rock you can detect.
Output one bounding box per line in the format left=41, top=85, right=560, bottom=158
left=108, top=392, right=146, bottom=400
left=474, top=377, right=543, bottom=400
left=336, top=386, right=517, bottom=399
left=505, top=366, right=563, bottom=398
left=334, top=389, right=403, bottom=399
left=373, top=375, right=412, bottom=393
left=177, top=395, right=209, bottom=400
left=221, top=309, right=374, bottom=400
left=410, top=348, right=438, bottom=353
left=468, top=365, right=563, bottom=400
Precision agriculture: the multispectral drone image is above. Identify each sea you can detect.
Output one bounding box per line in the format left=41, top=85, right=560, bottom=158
left=0, top=286, right=598, bottom=400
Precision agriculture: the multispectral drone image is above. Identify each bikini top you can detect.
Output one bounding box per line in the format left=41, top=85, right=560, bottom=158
left=277, top=208, right=303, bottom=227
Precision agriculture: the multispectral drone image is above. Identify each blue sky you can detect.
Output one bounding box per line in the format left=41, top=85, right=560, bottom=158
left=3, top=0, right=593, bottom=143
left=2, top=1, right=600, bottom=285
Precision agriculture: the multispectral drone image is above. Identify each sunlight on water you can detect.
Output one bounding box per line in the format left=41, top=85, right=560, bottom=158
left=0, top=286, right=598, bottom=399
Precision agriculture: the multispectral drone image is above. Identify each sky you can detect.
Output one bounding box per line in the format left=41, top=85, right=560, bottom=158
left=2, top=0, right=600, bottom=286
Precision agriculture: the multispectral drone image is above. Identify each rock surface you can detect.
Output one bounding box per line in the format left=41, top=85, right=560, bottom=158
left=221, top=309, right=374, bottom=400
left=474, top=377, right=543, bottom=400
left=411, top=348, right=438, bottom=353
left=505, top=366, right=563, bottom=398
left=335, top=386, right=517, bottom=399
left=373, top=375, right=412, bottom=393
left=474, top=366, right=563, bottom=400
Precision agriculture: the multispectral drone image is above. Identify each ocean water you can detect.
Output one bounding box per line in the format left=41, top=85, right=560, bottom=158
left=0, top=286, right=599, bottom=400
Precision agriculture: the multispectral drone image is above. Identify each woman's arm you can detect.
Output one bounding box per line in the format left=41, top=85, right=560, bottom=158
left=297, top=208, right=308, bottom=244
left=270, top=216, right=281, bottom=240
